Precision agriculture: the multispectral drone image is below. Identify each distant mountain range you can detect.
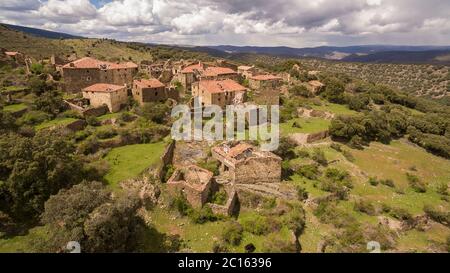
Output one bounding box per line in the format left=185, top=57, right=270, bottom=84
left=2, top=23, right=81, bottom=39
left=206, top=45, right=450, bottom=64
left=3, top=23, right=450, bottom=65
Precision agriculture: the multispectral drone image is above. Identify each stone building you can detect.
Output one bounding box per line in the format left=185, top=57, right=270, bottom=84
left=248, top=74, right=282, bottom=90
left=237, top=65, right=257, bottom=79
left=4, top=51, right=25, bottom=64
left=177, top=62, right=238, bottom=91
left=62, top=57, right=138, bottom=93
left=212, top=142, right=282, bottom=184
left=192, top=79, right=247, bottom=108
left=166, top=165, right=214, bottom=208
left=132, top=79, right=166, bottom=104
left=82, top=83, right=128, bottom=113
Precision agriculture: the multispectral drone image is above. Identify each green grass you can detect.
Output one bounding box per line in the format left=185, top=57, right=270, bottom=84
left=35, top=117, right=79, bottom=130
left=97, top=112, right=122, bottom=122
left=1, top=86, right=27, bottom=93
left=309, top=102, right=357, bottom=116
left=0, top=226, right=48, bottom=253
left=2, top=103, right=27, bottom=112
left=103, top=142, right=166, bottom=188
left=280, top=117, right=330, bottom=135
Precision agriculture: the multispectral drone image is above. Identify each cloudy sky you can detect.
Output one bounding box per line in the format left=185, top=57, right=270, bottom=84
left=1, top=0, right=450, bottom=47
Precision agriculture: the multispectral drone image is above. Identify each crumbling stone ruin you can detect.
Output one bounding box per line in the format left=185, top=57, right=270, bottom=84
left=167, top=165, right=214, bottom=209
left=82, top=83, right=128, bottom=112
left=212, top=142, right=282, bottom=184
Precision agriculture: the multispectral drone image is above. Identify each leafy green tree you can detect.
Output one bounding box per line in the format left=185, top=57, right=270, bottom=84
left=0, top=131, right=87, bottom=221
left=34, top=90, right=66, bottom=117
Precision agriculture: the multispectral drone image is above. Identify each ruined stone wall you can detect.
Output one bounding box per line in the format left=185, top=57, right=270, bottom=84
left=234, top=157, right=281, bottom=184
left=63, top=68, right=101, bottom=93
left=167, top=179, right=212, bottom=209
left=82, top=88, right=127, bottom=113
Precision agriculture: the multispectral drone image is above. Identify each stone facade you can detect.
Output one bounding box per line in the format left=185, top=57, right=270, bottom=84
left=177, top=62, right=238, bottom=91
left=64, top=98, right=109, bottom=117
left=212, top=142, right=282, bottom=184
left=248, top=74, right=282, bottom=90
left=62, top=57, right=138, bottom=93
left=82, top=83, right=128, bottom=112
left=237, top=65, right=257, bottom=79
left=192, top=79, right=247, bottom=108
left=166, top=165, right=214, bottom=209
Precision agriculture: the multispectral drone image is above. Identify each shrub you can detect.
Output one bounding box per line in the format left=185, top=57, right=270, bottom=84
left=297, top=164, right=320, bottom=180
left=262, top=233, right=297, bottom=253
left=389, top=207, right=413, bottom=222
left=368, top=177, right=379, bottom=186
left=380, top=179, right=395, bottom=188
left=190, top=206, right=219, bottom=224
left=86, top=116, right=100, bottom=126
left=221, top=221, right=243, bottom=246
left=211, top=188, right=227, bottom=205
left=296, top=186, right=308, bottom=201
left=241, top=215, right=273, bottom=236
left=17, top=110, right=50, bottom=126
left=423, top=205, right=449, bottom=227
left=312, top=148, right=327, bottom=166
left=436, top=183, right=449, bottom=196
left=330, top=143, right=342, bottom=152
left=342, top=150, right=355, bottom=162
left=406, top=173, right=427, bottom=193
left=354, top=199, right=377, bottom=216
left=95, top=128, right=117, bottom=140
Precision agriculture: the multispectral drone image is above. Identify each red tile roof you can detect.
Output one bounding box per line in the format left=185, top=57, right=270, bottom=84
left=134, top=79, right=165, bottom=88
left=250, top=74, right=282, bottom=81
left=227, top=143, right=254, bottom=158
left=181, top=63, right=204, bottom=73
left=198, top=79, right=246, bottom=94
left=5, top=51, right=20, bottom=56
left=63, top=57, right=137, bottom=70
left=202, top=66, right=236, bottom=77
left=82, top=83, right=125, bottom=93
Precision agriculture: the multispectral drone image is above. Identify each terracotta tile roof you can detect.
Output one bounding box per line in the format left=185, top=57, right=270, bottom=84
left=63, top=57, right=137, bottom=70
left=5, top=51, right=20, bottom=56
left=202, top=66, right=236, bottom=77
left=250, top=74, right=282, bottom=81
left=82, top=83, right=125, bottom=93
left=181, top=63, right=204, bottom=73
left=199, top=79, right=246, bottom=94
left=134, top=79, right=165, bottom=88
left=227, top=143, right=254, bottom=158
left=238, top=65, right=253, bottom=70
left=308, top=80, right=325, bottom=87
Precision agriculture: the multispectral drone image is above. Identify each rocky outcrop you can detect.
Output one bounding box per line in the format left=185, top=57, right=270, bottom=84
left=289, top=131, right=329, bottom=145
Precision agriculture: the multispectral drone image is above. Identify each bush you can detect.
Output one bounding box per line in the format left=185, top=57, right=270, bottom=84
left=380, top=179, right=395, bottom=188
left=221, top=221, right=243, bottom=246
left=424, top=205, right=449, bottom=227
left=262, top=233, right=298, bottom=253
left=17, top=110, right=50, bottom=126
left=241, top=215, right=275, bottom=236
left=342, top=150, right=355, bottom=162
left=354, top=199, right=377, bottom=216
left=406, top=173, right=426, bottom=193
left=296, top=186, right=308, bottom=201
left=95, top=128, right=117, bottom=140
left=296, top=164, right=320, bottom=180
left=312, top=148, right=327, bottom=166
left=330, top=143, right=342, bottom=152
left=389, top=207, right=413, bottom=222
left=86, top=116, right=100, bottom=126
left=368, top=177, right=379, bottom=186
left=190, top=206, right=219, bottom=224
left=211, top=188, right=227, bottom=205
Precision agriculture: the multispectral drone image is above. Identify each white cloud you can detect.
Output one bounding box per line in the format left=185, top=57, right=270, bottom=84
left=0, top=0, right=449, bottom=47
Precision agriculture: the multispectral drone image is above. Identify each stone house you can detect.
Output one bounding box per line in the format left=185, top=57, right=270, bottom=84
left=132, top=79, right=166, bottom=104
left=4, top=51, right=25, bottom=65
left=166, top=165, right=214, bottom=208
left=307, top=80, right=325, bottom=94
left=82, top=83, right=128, bottom=113
left=248, top=74, right=282, bottom=90
left=192, top=79, right=247, bottom=108
left=177, top=62, right=238, bottom=91
left=237, top=65, right=257, bottom=79
left=62, top=57, right=138, bottom=93
left=212, top=142, right=282, bottom=184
